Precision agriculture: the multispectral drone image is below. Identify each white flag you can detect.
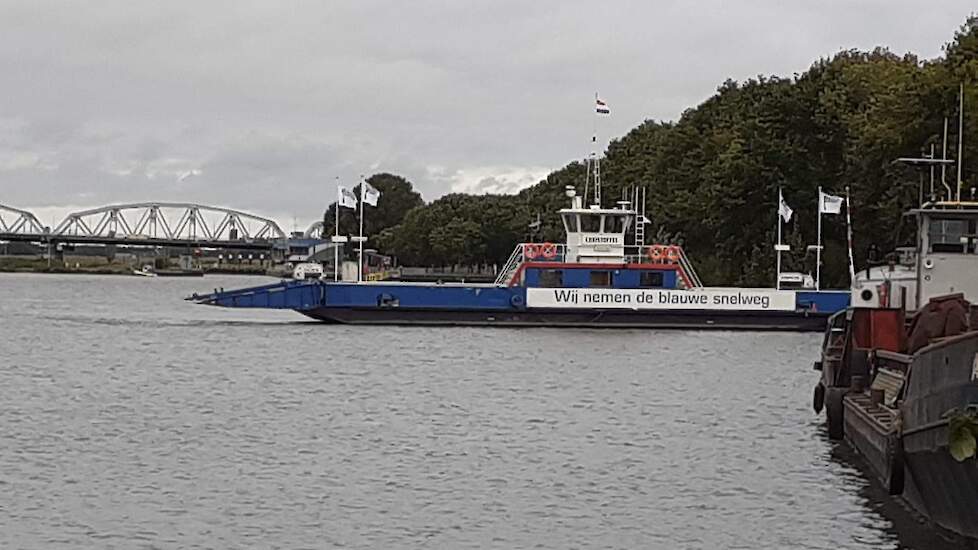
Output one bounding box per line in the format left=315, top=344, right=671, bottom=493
left=362, top=181, right=381, bottom=207
left=819, top=190, right=844, bottom=214
left=778, top=190, right=793, bottom=223
left=338, top=186, right=358, bottom=209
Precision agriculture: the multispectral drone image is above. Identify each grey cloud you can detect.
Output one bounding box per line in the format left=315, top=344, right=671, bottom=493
left=465, top=176, right=540, bottom=196
left=0, top=0, right=974, bottom=227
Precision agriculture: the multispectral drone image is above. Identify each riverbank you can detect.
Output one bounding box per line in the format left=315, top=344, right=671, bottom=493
left=0, top=257, right=279, bottom=276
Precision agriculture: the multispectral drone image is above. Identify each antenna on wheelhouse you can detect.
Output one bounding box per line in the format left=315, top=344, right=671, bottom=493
left=957, top=82, right=965, bottom=202
left=592, top=154, right=602, bottom=207
left=929, top=143, right=936, bottom=202
left=942, top=117, right=951, bottom=199
left=898, top=101, right=964, bottom=204
left=585, top=148, right=601, bottom=208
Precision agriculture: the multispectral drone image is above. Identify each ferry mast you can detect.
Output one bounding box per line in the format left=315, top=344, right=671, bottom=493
left=585, top=93, right=610, bottom=208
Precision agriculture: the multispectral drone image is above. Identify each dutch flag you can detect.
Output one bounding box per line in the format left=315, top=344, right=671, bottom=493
left=596, top=97, right=610, bottom=115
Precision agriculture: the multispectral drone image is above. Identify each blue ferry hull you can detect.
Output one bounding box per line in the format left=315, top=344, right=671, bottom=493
left=188, top=280, right=849, bottom=332
left=299, top=305, right=833, bottom=330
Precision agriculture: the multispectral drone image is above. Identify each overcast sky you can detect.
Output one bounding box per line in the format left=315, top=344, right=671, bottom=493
left=0, top=1, right=974, bottom=230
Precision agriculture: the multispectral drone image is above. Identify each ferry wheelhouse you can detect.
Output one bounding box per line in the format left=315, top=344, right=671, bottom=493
left=493, top=186, right=702, bottom=293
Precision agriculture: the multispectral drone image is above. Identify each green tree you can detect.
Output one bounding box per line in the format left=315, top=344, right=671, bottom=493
left=322, top=173, right=424, bottom=241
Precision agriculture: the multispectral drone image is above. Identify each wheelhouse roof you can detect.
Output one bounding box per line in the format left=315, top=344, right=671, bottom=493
left=558, top=207, right=636, bottom=215
left=908, top=201, right=978, bottom=217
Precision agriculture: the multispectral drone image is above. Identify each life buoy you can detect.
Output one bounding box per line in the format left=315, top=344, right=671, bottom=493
left=825, top=386, right=846, bottom=440
left=524, top=244, right=541, bottom=260
left=540, top=242, right=558, bottom=260
left=665, top=245, right=681, bottom=264
left=647, top=245, right=665, bottom=262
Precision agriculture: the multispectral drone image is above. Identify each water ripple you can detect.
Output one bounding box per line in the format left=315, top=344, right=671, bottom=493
left=0, top=273, right=951, bottom=549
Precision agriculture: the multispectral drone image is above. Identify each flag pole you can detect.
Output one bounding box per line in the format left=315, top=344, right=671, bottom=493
left=334, top=177, right=340, bottom=282
left=816, top=186, right=822, bottom=291
left=593, top=92, right=598, bottom=148
left=776, top=187, right=783, bottom=290
left=592, top=92, right=599, bottom=207
left=358, top=174, right=365, bottom=283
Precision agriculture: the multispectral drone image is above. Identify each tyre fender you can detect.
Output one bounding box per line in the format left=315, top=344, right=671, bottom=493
left=813, top=382, right=825, bottom=414
left=825, top=387, right=846, bottom=440
left=886, top=432, right=905, bottom=495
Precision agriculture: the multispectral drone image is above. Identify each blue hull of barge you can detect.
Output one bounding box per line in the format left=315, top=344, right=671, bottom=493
left=188, top=281, right=850, bottom=331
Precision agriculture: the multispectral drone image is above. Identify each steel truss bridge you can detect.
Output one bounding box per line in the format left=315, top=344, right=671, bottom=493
left=303, top=220, right=325, bottom=238
left=0, top=202, right=288, bottom=250
left=0, top=203, right=45, bottom=235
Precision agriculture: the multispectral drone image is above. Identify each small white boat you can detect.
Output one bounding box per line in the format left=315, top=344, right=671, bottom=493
left=292, top=262, right=324, bottom=280
left=132, top=264, right=158, bottom=277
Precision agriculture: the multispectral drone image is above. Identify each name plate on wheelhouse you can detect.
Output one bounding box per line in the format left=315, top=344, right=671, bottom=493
left=526, top=288, right=796, bottom=311
left=581, top=235, right=622, bottom=245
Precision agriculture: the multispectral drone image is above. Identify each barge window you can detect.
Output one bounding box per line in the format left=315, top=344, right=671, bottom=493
left=539, top=269, right=563, bottom=288
left=589, top=271, right=612, bottom=287
left=929, top=218, right=976, bottom=253
left=581, top=214, right=601, bottom=232
left=640, top=271, right=664, bottom=288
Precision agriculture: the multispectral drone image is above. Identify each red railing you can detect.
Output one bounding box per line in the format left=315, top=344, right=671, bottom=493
left=495, top=242, right=702, bottom=288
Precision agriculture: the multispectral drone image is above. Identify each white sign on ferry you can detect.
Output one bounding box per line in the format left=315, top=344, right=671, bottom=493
left=526, top=288, right=797, bottom=311
left=581, top=234, right=622, bottom=245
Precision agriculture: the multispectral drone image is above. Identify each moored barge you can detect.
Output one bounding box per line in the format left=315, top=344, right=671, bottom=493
left=813, top=199, right=978, bottom=540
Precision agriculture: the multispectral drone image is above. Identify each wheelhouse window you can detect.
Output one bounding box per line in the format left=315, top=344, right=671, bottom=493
left=561, top=213, right=579, bottom=233
left=539, top=269, right=563, bottom=288
left=580, top=214, right=601, bottom=232
left=929, top=218, right=976, bottom=253
left=604, top=214, right=627, bottom=233
left=640, top=271, right=664, bottom=288
left=589, top=270, right=612, bottom=287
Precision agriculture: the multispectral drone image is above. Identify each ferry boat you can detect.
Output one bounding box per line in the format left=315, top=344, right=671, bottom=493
left=812, top=195, right=978, bottom=540
left=188, top=180, right=848, bottom=330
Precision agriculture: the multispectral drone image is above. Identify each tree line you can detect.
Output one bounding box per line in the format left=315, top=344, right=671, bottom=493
left=326, top=17, right=978, bottom=286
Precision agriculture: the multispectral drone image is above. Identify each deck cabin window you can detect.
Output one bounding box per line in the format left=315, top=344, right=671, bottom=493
left=581, top=214, right=601, bottom=232
left=929, top=218, right=976, bottom=253
left=640, top=271, right=664, bottom=288
left=539, top=269, right=563, bottom=288
left=589, top=270, right=612, bottom=287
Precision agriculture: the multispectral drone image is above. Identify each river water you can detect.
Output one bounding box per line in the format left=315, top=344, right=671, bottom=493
left=0, top=273, right=954, bottom=549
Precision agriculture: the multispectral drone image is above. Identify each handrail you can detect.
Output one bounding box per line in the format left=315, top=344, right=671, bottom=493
left=677, top=247, right=704, bottom=287
left=874, top=349, right=912, bottom=365
left=494, top=245, right=524, bottom=286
